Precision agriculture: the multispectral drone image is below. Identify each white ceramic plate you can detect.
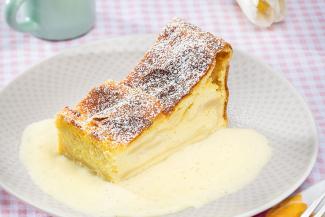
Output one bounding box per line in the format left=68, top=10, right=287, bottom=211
left=0, top=35, right=318, bottom=217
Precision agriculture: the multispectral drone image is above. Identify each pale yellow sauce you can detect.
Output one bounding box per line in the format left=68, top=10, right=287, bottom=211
left=20, top=119, right=271, bottom=217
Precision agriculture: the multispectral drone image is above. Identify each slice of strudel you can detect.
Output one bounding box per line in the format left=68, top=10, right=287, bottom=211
left=56, top=18, right=232, bottom=182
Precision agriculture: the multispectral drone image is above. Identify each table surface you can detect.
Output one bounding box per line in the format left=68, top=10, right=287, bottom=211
left=0, top=0, right=324, bottom=216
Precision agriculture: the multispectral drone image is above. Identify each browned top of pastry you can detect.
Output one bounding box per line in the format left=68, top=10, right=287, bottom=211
left=122, top=18, right=226, bottom=112
left=59, top=81, right=162, bottom=144
left=58, top=18, right=229, bottom=146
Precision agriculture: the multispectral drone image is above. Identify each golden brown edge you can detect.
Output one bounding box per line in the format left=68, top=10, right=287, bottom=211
left=223, top=44, right=233, bottom=124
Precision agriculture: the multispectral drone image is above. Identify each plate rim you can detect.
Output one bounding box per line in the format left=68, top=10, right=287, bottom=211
left=0, top=34, right=319, bottom=217
left=229, top=49, right=319, bottom=217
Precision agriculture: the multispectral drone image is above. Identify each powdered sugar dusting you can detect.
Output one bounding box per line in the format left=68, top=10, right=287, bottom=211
left=59, top=18, right=227, bottom=145
left=123, top=18, right=225, bottom=112
left=88, top=85, right=162, bottom=144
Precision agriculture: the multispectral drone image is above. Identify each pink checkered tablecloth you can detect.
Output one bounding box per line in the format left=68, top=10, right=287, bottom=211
left=0, top=0, right=324, bottom=216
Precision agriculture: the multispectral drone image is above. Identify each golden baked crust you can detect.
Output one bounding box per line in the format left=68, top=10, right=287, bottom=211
left=56, top=18, right=233, bottom=181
